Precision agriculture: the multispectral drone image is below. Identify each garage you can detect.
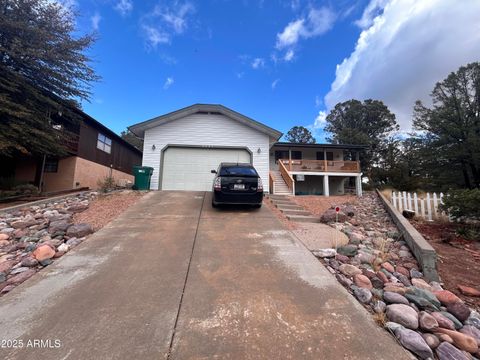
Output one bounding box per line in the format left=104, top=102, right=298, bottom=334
left=161, top=147, right=251, bottom=191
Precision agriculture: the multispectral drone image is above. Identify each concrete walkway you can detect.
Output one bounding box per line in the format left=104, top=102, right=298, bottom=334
left=0, top=191, right=410, bottom=360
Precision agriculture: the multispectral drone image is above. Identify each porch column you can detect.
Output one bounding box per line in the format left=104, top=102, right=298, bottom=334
left=323, top=175, right=330, bottom=197
left=288, top=148, right=292, bottom=171
left=356, top=175, right=363, bottom=197
left=323, top=149, right=327, bottom=171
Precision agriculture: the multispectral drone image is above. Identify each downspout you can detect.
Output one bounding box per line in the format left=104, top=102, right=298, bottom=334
left=38, top=154, right=46, bottom=193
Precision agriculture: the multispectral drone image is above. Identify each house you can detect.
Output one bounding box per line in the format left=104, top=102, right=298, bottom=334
left=3, top=109, right=142, bottom=193
left=128, top=104, right=364, bottom=196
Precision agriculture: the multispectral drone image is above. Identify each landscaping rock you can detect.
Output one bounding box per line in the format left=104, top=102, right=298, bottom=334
left=394, top=327, right=433, bottom=359
left=338, top=264, right=362, bottom=277
left=353, top=286, right=372, bottom=304
left=386, top=304, right=419, bottom=329
left=419, top=311, right=439, bottom=331
left=434, top=290, right=462, bottom=306
left=465, top=311, right=480, bottom=330
left=457, top=285, right=480, bottom=297
left=0, top=233, right=9, bottom=240
left=6, top=269, right=36, bottom=285
left=353, top=274, right=372, bottom=289
left=431, top=312, right=456, bottom=330
left=439, top=311, right=463, bottom=330
left=33, top=245, right=55, bottom=262
left=446, top=301, right=471, bottom=322
left=421, top=333, right=440, bottom=349
left=337, top=245, right=358, bottom=257
left=435, top=341, right=470, bottom=360
left=434, top=328, right=478, bottom=353
left=320, top=208, right=348, bottom=223
left=48, top=220, right=71, bottom=233
left=20, top=257, right=38, bottom=267
left=383, top=291, right=410, bottom=305
left=57, top=243, right=70, bottom=253
left=460, top=325, right=480, bottom=346
left=313, top=248, right=336, bottom=258
left=373, top=300, right=386, bottom=313
left=66, top=223, right=93, bottom=238
left=411, top=278, right=433, bottom=291
left=381, top=262, right=394, bottom=273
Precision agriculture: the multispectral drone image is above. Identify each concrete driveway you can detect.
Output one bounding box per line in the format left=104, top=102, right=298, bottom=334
left=0, top=191, right=409, bottom=360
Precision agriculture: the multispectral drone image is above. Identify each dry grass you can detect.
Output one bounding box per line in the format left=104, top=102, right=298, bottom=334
left=373, top=311, right=387, bottom=326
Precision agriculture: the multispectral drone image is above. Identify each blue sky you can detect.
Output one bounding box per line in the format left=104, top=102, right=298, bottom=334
left=72, top=0, right=480, bottom=141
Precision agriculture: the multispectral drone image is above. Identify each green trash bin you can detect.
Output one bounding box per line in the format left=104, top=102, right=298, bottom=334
left=133, top=166, right=154, bottom=190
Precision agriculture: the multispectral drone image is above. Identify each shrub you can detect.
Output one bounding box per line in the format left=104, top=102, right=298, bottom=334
left=440, top=189, right=480, bottom=222
left=97, top=176, right=116, bottom=193
left=12, top=184, right=39, bottom=195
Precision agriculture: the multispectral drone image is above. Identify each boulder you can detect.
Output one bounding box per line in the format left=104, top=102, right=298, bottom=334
left=373, top=300, right=386, bottom=314
left=339, top=264, right=362, bottom=277
left=383, top=291, right=410, bottom=305
left=394, top=327, right=433, bottom=359
left=0, top=233, right=9, bottom=241
left=421, top=333, right=440, bottom=349
left=0, top=260, right=16, bottom=273
left=66, top=203, right=88, bottom=213
left=353, top=274, right=372, bottom=289
left=440, top=311, right=463, bottom=330
left=419, top=311, right=439, bottom=331
left=20, top=257, right=39, bottom=267
left=386, top=304, right=419, bottom=329
left=435, top=341, right=470, bottom=360
left=457, top=285, right=480, bottom=297
left=32, top=245, right=55, bottom=262
left=57, top=243, right=70, bottom=253
left=446, top=302, right=471, bottom=322
left=66, top=224, right=93, bottom=238
left=10, top=218, right=38, bottom=229
left=465, top=311, right=480, bottom=330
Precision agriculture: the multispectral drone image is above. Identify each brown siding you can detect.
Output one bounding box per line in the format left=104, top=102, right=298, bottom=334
left=73, top=157, right=134, bottom=190
left=42, top=157, right=77, bottom=192
left=76, top=122, right=141, bottom=175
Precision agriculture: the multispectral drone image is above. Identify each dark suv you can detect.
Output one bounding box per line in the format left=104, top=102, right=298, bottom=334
left=211, top=163, right=263, bottom=208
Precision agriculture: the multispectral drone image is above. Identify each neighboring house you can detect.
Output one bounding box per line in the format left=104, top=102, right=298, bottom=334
left=129, top=104, right=365, bottom=196
left=6, top=110, right=142, bottom=193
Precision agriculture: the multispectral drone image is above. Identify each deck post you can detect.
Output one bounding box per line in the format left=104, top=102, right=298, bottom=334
left=288, top=149, right=292, bottom=171
left=323, top=175, right=330, bottom=197
left=355, top=175, right=363, bottom=197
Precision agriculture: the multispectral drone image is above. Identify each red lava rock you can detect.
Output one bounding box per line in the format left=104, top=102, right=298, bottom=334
left=384, top=286, right=407, bottom=295
left=335, top=254, right=350, bottom=263
left=402, top=262, right=418, bottom=270
left=0, top=240, right=9, bottom=247
left=361, top=268, right=377, bottom=279
left=354, top=274, right=373, bottom=289
left=411, top=278, right=433, bottom=291
left=0, top=260, right=16, bottom=273
left=376, top=271, right=389, bottom=283
left=396, top=266, right=410, bottom=277
left=381, top=262, right=395, bottom=273
left=32, top=245, right=55, bottom=262
left=0, top=233, right=9, bottom=241
left=6, top=269, right=36, bottom=285
left=434, top=290, right=462, bottom=306
left=458, top=285, right=480, bottom=297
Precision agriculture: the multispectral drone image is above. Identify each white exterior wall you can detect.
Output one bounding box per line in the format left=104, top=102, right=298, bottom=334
left=142, top=113, right=271, bottom=191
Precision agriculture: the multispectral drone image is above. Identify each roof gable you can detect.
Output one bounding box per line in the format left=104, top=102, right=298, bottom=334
left=128, top=104, right=282, bottom=140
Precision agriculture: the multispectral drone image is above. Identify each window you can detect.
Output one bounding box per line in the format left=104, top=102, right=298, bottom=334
left=275, top=150, right=302, bottom=161
left=97, top=133, right=112, bottom=154
left=316, top=151, right=333, bottom=161
left=44, top=158, right=58, bottom=173
left=219, top=166, right=258, bottom=177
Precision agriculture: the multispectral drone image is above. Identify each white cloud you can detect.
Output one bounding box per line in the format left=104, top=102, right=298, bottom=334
left=115, top=0, right=133, bottom=16
left=91, top=12, right=101, bottom=31
left=324, top=0, right=480, bottom=130
left=275, top=6, right=335, bottom=61
left=142, top=1, right=195, bottom=49
left=354, top=0, right=387, bottom=29
left=315, top=95, right=321, bottom=107
left=143, top=25, right=170, bottom=48
left=284, top=49, right=295, bottom=62
left=163, top=77, right=174, bottom=90
left=313, top=110, right=327, bottom=128
left=271, top=79, right=280, bottom=89
left=251, top=57, right=265, bottom=69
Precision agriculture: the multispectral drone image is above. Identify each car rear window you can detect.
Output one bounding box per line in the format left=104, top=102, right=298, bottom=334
left=219, top=166, right=258, bottom=177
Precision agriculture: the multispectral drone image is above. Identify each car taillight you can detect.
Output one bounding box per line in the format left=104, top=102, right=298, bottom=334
left=214, top=177, right=222, bottom=191
left=257, top=178, right=263, bottom=192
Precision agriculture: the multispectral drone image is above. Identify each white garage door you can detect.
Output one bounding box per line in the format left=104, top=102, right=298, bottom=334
left=161, top=147, right=251, bottom=191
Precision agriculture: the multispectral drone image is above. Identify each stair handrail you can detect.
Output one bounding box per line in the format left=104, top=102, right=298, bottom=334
left=278, top=161, right=295, bottom=195
left=269, top=171, right=275, bottom=194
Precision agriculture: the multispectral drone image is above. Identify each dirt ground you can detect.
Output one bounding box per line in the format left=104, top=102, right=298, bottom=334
left=412, top=220, right=480, bottom=310
left=74, top=191, right=145, bottom=231
left=293, top=195, right=358, bottom=216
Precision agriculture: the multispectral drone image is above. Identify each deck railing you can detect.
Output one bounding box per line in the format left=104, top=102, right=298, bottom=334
left=278, top=160, right=295, bottom=194
left=280, top=159, right=360, bottom=173
left=269, top=171, right=275, bottom=194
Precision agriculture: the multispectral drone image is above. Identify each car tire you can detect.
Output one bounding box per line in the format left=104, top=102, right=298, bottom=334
left=212, top=200, right=218, bottom=208
left=253, top=204, right=262, bottom=209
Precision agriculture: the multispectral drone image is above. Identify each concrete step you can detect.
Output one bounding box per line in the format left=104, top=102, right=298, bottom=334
left=285, top=214, right=320, bottom=223
left=280, top=209, right=312, bottom=216
left=276, top=204, right=304, bottom=211
left=267, top=195, right=290, bottom=200
left=270, top=200, right=294, bottom=206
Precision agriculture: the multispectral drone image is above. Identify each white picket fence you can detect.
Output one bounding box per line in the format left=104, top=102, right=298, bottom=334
left=391, top=191, right=448, bottom=221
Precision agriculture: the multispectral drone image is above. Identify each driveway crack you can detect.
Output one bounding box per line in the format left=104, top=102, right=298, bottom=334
left=166, top=192, right=206, bottom=359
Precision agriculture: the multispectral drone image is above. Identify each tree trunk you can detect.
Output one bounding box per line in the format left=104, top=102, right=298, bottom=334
left=461, top=161, right=472, bottom=189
